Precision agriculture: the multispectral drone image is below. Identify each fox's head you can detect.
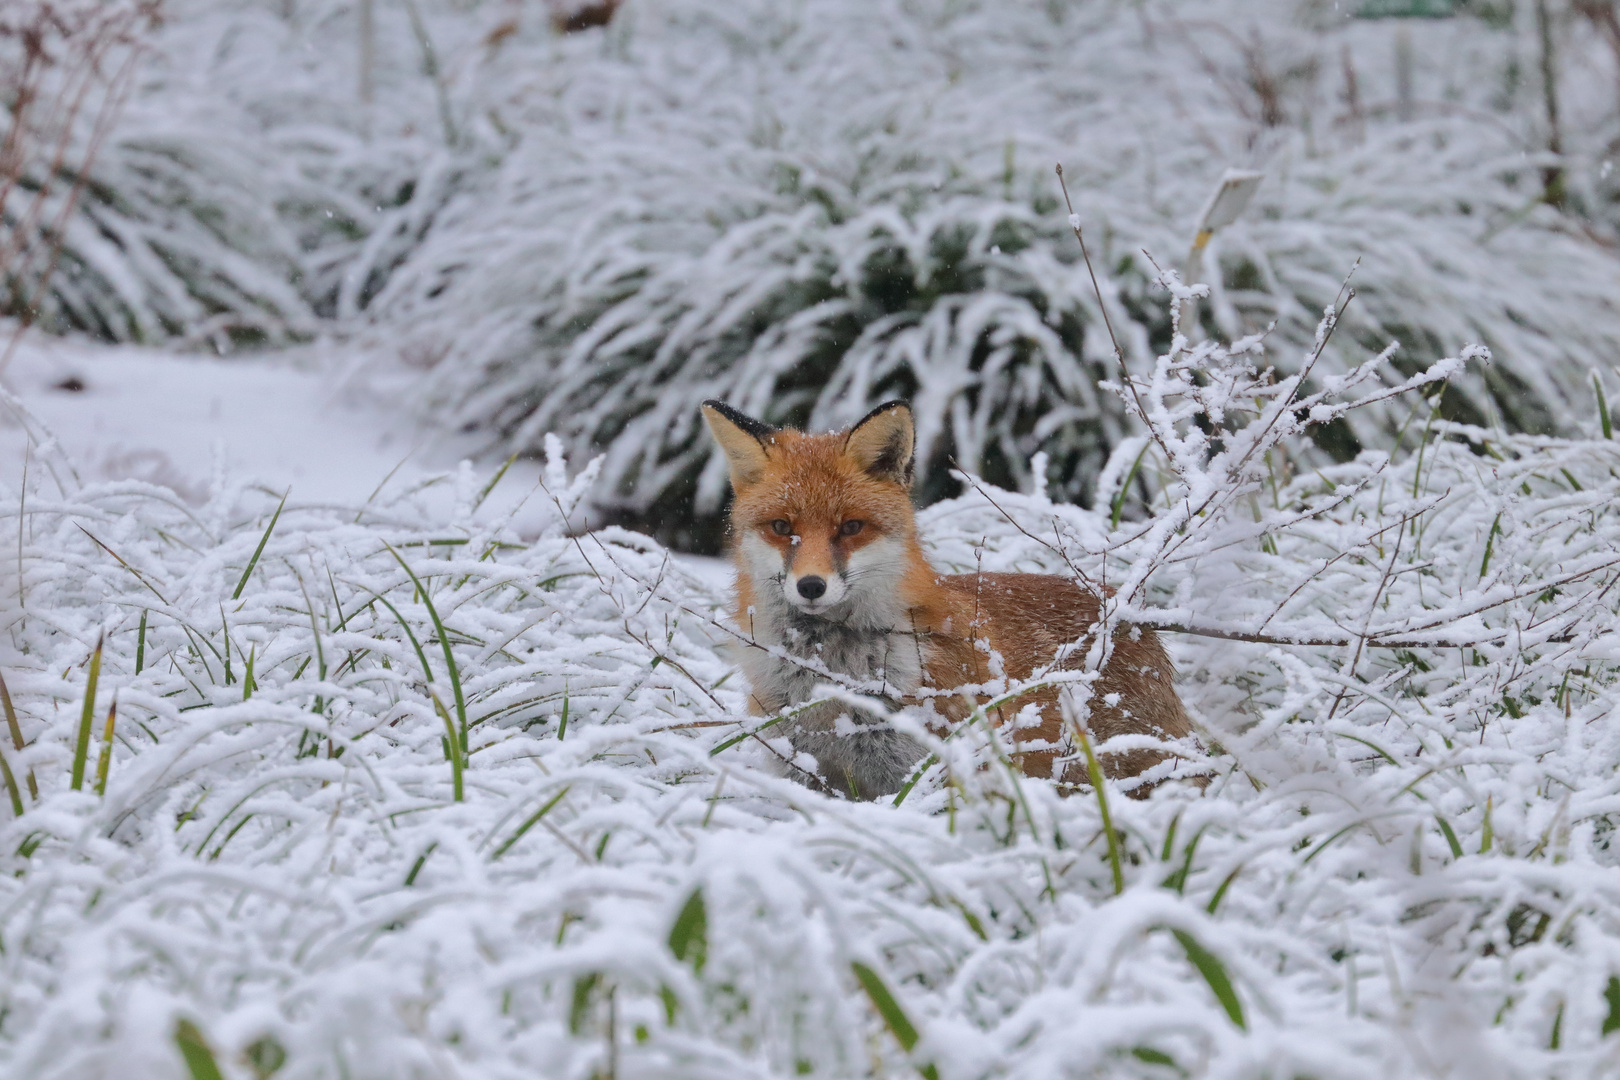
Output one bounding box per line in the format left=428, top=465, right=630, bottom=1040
left=702, top=400, right=918, bottom=618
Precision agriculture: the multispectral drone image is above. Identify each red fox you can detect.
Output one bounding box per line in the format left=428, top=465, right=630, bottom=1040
left=701, top=399, right=1200, bottom=800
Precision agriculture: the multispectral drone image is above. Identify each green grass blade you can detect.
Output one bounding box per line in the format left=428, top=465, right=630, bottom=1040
left=300, top=584, right=326, bottom=681
left=1596, top=371, right=1613, bottom=440
left=569, top=972, right=601, bottom=1035
left=405, top=841, right=438, bottom=886
left=1481, top=795, right=1494, bottom=854
left=1110, top=441, right=1150, bottom=529
left=173, top=1018, right=227, bottom=1080
left=296, top=576, right=329, bottom=717
left=242, top=644, right=257, bottom=701
left=1159, top=811, right=1182, bottom=863
left=1072, top=714, right=1124, bottom=894
left=429, top=690, right=463, bottom=802
left=0, top=742, right=23, bottom=817
left=852, top=962, right=917, bottom=1048
left=956, top=899, right=989, bottom=941
left=232, top=489, right=288, bottom=599
left=851, top=961, right=939, bottom=1080
left=1411, top=402, right=1439, bottom=498
left=243, top=1035, right=287, bottom=1079
left=1333, top=731, right=1400, bottom=765
left=70, top=635, right=103, bottom=791
left=357, top=450, right=414, bottom=523
left=373, top=592, right=461, bottom=799
left=1480, top=513, right=1502, bottom=579
left=1207, top=864, right=1242, bottom=913
left=385, top=542, right=468, bottom=760
left=710, top=697, right=839, bottom=757
left=1131, top=1046, right=1180, bottom=1069
left=75, top=524, right=169, bottom=602
left=1436, top=814, right=1464, bottom=859
left=1162, top=825, right=1208, bottom=895
left=0, top=670, right=37, bottom=800
left=176, top=621, right=226, bottom=683
left=1171, top=928, right=1247, bottom=1030
left=373, top=593, right=435, bottom=686
left=491, top=786, right=570, bottom=859
left=668, top=888, right=707, bottom=972
left=891, top=753, right=937, bottom=807
left=1604, top=976, right=1620, bottom=1035
left=135, top=610, right=147, bottom=675
left=327, top=566, right=351, bottom=631
left=94, top=696, right=116, bottom=796
left=208, top=813, right=256, bottom=861
left=219, top=605, right=235, bottom=686
left=474, top=451, right=521, bottom=510
left=709, top=715, right=787, bottom=755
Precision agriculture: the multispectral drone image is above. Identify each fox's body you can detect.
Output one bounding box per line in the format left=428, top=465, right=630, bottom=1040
left=703, top=400, right=1197, bottom=799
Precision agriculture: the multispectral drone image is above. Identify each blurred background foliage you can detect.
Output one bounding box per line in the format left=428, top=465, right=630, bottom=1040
left=6, top=0, right=1620, bottom=548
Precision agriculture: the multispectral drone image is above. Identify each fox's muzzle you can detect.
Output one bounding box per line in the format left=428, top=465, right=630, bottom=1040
left=785, top=563, right=847, bottom=612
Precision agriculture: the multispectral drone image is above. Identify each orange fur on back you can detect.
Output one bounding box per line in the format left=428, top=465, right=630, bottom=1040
left=908, top=572, right=1195, bottom=787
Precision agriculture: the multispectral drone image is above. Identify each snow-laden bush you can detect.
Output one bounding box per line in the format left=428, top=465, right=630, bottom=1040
left=0, top=1, right=159, bottom=347
left=14, top=0, right=1620, bottom=543
left=0, top=0, right=336, bottom=350
left=1, top=0, right=471, bottom=349
left=4, top=296, right=1620, bottom=1077
left=377, top=0, right=1620, bottom=544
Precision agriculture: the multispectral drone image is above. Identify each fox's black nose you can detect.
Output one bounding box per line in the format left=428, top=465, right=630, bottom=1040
left=796, top=576, right=826, bottom=600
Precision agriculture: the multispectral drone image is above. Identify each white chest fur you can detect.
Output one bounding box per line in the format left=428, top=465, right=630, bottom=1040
left=732, top=582, right=928, bottom=800
left=737, top=602, right=924, bottom=711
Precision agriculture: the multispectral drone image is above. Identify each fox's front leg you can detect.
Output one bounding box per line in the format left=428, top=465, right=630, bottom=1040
left=781, top=700, right=923, bottom=801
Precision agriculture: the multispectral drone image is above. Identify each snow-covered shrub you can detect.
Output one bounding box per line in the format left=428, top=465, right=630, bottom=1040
left=0, top=1, right=159, bottom=345
left=3, top=294, right=1620, bottom=1076
left=1, top=0, right=478, bottom=349
left=14, top=0, right=1620, bottom=544
left=373, top=0, right=1620, bottom=543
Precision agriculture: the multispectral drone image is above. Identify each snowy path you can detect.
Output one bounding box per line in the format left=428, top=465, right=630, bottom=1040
left=0, top=330, right=557, bottom=528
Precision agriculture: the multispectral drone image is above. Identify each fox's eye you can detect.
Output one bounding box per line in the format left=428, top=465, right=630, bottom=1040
left=770, top=519, right=793, bottom=536
left=839, top=519, right=864, bottom=537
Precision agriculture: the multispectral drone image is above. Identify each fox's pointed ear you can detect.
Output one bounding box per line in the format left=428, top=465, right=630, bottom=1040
left=844, top=401, right=915, bottom=487
left=701, top=401, right=774, bottom=488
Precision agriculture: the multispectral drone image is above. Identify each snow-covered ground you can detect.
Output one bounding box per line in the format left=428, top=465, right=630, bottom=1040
left=0, top=328, right=555, bottom=531
left=2, top=310, right=1619, bottom=1079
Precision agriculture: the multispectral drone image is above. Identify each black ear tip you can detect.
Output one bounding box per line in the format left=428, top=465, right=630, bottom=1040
left=854, top=400, right=914, bottom=429
left=702, top=400, right=776, bottom=441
